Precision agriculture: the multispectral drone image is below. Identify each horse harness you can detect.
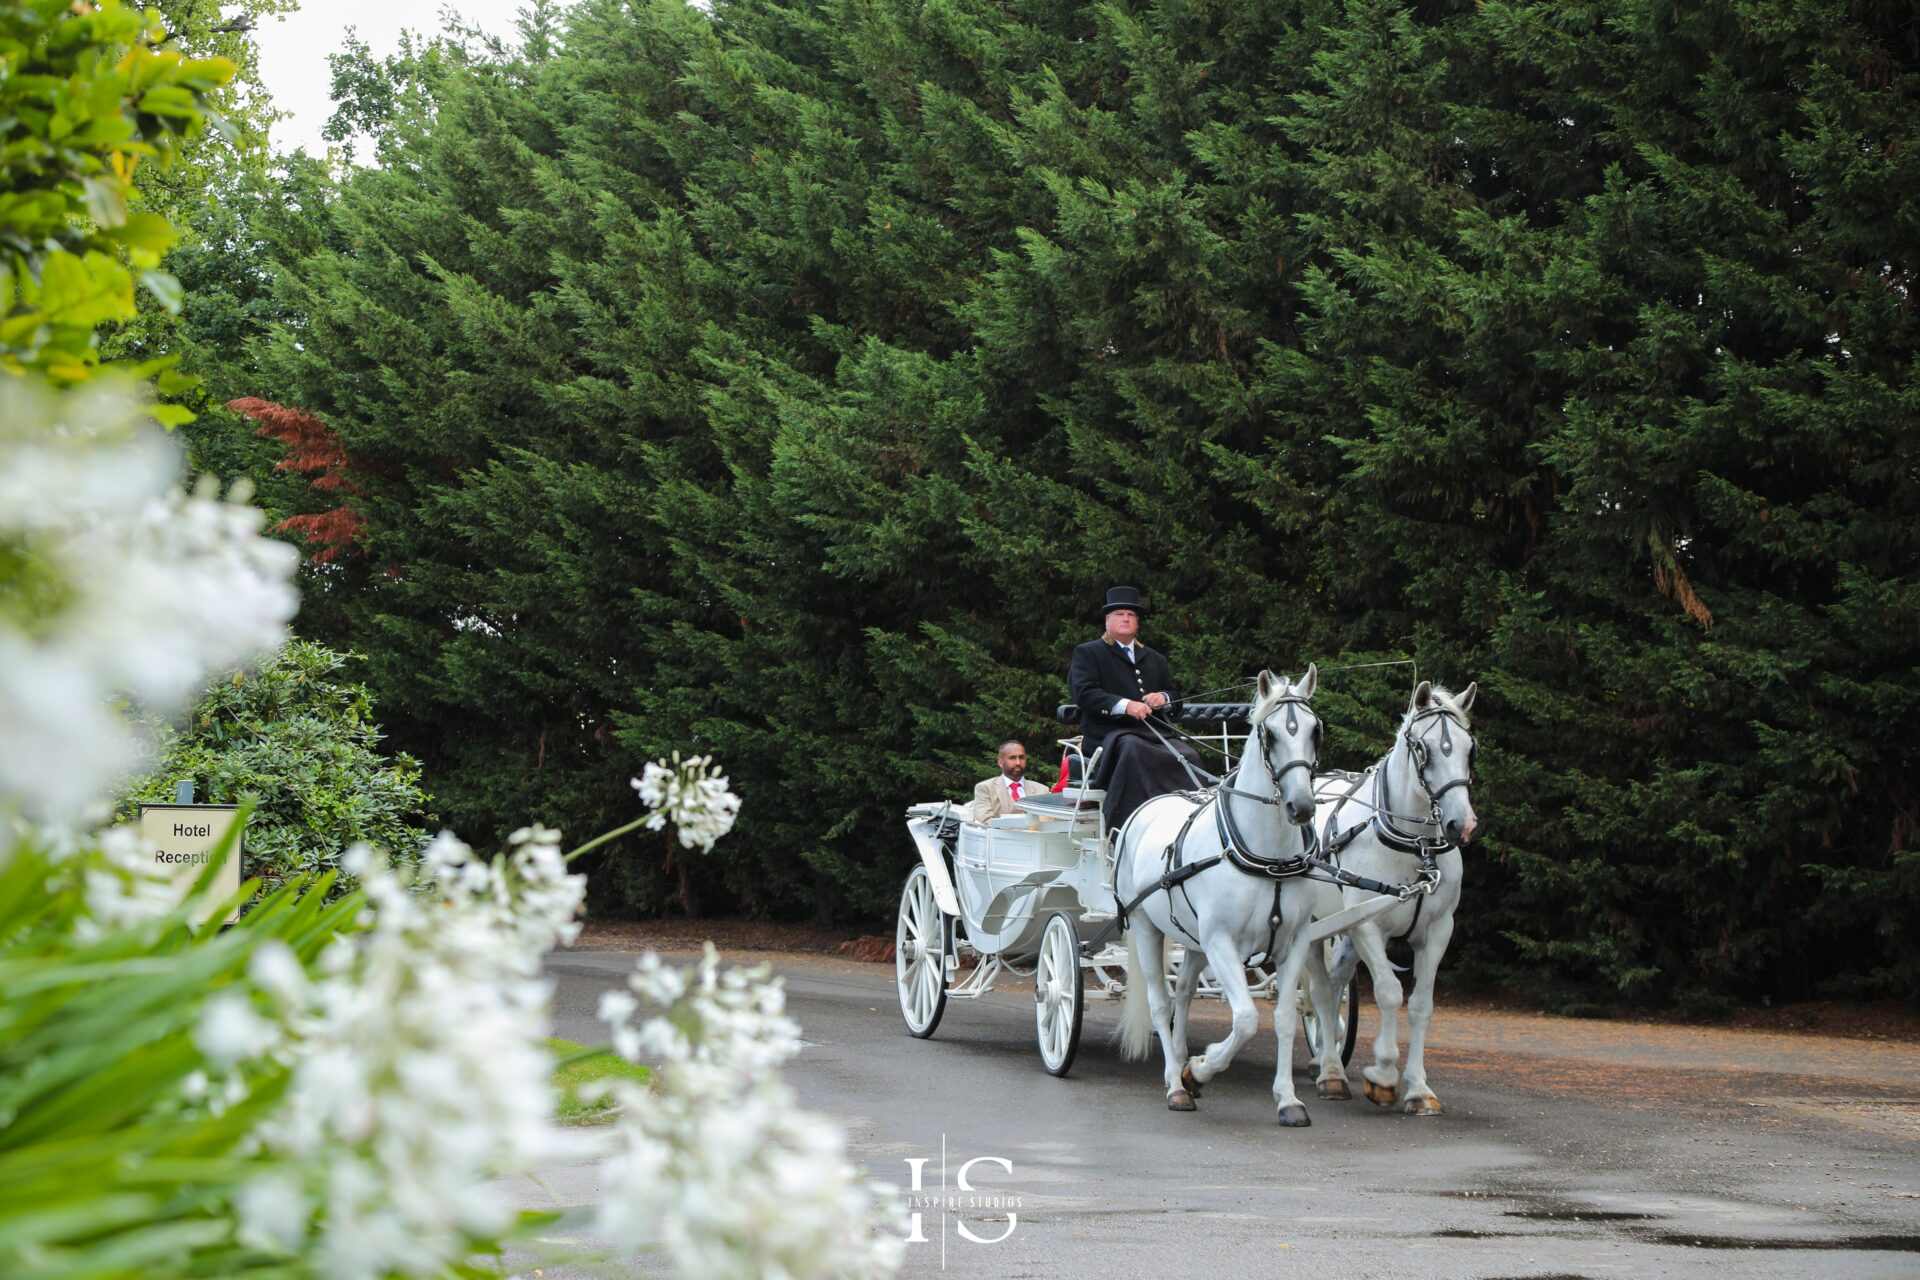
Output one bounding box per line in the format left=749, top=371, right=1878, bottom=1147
left=1320, top=705, right=1473, bottom=937
left=1107, top=693, right=1435, bottom=964
left=1104, top=700, right=1469, bottom=964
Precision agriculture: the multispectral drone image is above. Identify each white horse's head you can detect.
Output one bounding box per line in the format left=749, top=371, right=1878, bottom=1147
left=1401, top=680, right=1479, bottom=845
left=1251, top=664, right=1321, bottom=826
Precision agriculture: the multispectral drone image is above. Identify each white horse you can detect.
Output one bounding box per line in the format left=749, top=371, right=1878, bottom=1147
left=1304, top=680, right=1479, bottom=1115
left=1112, top=666, right=1329, bottom=1125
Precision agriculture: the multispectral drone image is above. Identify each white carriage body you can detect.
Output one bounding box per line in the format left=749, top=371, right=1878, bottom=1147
left=906, top=798, right=1113, bottom=960
left=953, top=813, right=1100, bottom=957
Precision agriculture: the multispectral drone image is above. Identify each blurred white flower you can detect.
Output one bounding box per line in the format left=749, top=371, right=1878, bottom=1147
left=249, top=940, right=309, bottom=1006
left=236, top=1173, right=310, bottom=1252
left=196, top=992, right=279, bottom=1069
left=596, top=946, right=904, bottom=1278
left=22, top=793, right=179, bottom=940
left=239, top=836, right=591, bottom=1280
left=597, top=989, right=638, bottom=1026
left=598, top=988, right=642, bottom=1062
left=0, top=381, right=298, bottom=819
left=631, top=754, right=741, bottom=853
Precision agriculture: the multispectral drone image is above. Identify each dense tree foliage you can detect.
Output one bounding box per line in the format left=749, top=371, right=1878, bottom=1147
left=243, top=0, right=1918, bottom=1008
left=0, top=0, right=233, bottom=389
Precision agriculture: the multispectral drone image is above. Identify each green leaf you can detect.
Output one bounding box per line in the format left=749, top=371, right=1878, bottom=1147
left=80, top=175, right=127, bottom=228
left=139, top=269, right=183, bottom=312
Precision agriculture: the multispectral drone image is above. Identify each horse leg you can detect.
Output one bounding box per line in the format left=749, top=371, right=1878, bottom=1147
left=1400, top=914, right=1454, bottom=1116
left=1134, top=923, right=1194, bottom=1110
left=1170, top=947, right=1204, bottom=1096
left=1187, top=932, right=1260, bottom=1101
left=1328, top=932, right=1359, bottom=990
left=1350, top=922, right=1405, bottom=1109
left=1303, top=941, right=1351, bottom=1101
left=1267, top=931, right=1314, bottom=1127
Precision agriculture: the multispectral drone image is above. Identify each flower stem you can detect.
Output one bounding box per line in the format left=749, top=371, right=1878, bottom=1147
left=565, top=815, right=651, bottom=864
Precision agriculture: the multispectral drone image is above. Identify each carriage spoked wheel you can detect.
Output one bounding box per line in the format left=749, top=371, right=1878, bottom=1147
left=895, top=864, right=951, bottom=1038
left=1034, top=911, right=1085, bottom=1077
left=1299, top=937, right=1361, bottom=1067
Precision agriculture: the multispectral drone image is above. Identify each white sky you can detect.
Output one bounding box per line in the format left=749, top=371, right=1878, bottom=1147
left=253, top=2, right=540, bottom=154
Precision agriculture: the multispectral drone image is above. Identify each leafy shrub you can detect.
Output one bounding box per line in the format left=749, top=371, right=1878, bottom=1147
left=0, top=0, right=227, bottom=390
left=123, top=639, right=433, bottom=882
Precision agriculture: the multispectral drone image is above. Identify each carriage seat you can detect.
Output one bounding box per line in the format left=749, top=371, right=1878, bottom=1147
left=1028, top=738, right=1103, bottom=813
left=1018, top=788, right=1100, bottom=815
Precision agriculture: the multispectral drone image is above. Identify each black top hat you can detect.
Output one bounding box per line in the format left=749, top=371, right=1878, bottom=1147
left=1100, top=585, right=1144, bottom=618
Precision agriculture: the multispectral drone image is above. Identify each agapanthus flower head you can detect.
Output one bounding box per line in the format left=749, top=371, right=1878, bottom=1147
left=596, top=945, right=905, bottom=1278
left=0, top=380, right=297, bottom=818
left=631, top=753, right=741, bottom=852
left=237, top=835, right=593, bottom=1280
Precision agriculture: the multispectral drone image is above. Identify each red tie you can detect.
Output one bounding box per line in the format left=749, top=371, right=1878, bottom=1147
left=1010, top=781, right=1022, bottom=800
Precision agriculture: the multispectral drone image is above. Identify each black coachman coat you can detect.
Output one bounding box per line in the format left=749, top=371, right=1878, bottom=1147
left=1067, top=637, right=1182, bottom=761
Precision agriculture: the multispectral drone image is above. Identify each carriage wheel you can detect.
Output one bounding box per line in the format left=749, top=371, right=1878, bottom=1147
left=1034, top=911, right=1085, bottom=1077
left=895, top=865, right=950, bottom=1038
left=1299, top=939, right=1361, bottom=1067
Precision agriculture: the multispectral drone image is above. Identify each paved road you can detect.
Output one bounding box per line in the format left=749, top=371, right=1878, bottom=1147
left=526, top=949, right=1920, bottom=1279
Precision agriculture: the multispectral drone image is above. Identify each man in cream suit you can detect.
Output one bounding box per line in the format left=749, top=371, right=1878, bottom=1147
left=970, top=741, right=1037, bottom=824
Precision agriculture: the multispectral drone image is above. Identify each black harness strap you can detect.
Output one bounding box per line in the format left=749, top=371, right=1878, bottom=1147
left=1313, top=762, right=1448, bottom=940
left=1401, top=883, right=1427, bottom=941
left=1084, top=799, right=1218, bottom=951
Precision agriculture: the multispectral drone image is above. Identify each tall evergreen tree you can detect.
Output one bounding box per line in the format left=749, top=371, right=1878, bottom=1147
left=240, top=0, right=1918, bottom=1004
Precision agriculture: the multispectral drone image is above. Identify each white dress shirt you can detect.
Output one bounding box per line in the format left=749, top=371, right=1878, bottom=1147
left=1112, top=644, right=1138, bottom=714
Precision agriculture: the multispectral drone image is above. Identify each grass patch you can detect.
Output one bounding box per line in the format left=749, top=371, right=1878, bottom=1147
left=548, top=1037, right=651, bottom=1125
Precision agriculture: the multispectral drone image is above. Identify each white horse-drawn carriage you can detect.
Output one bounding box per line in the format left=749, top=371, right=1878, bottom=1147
left=896, top=669, right=1480, bottom=1125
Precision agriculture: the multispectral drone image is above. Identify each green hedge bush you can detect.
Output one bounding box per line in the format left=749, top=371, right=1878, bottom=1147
left=124, top=639, right=433, bottom=882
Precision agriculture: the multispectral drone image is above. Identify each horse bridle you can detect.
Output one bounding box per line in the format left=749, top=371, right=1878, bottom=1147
left=1307, top=706, right=1469, bottom=932
left=1398, top=706, right=1477, bottom=824
left=1249, top=693, right=1322, bottom=797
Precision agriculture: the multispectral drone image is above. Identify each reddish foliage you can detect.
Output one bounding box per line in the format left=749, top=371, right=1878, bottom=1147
left=272, top=509, right=369, bottom=564
left=229, top=397, right=369, bottom=564
left=837, top=935, right=896, bottom=963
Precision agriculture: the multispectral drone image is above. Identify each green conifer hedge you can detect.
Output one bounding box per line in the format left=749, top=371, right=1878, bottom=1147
left=250, top=0, right=1918, bottom=1007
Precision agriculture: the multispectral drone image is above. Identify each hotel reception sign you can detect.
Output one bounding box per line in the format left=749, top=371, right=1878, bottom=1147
left=137, top=802, right=243, bottom=923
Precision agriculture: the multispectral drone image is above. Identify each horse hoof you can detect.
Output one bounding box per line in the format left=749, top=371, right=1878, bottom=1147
left=1317, top=1078, right=1351, bottom=1101
left=1364, top=1078, right=1399, bottom=1109
left=1405, top=1094, right=1444, bottom=1117
left=1277, top=1104, right=1312, bottom=1128
left=1180, top=1064, right=1204, bottom=1098
left=1167, top=1089, right=1197, bottom=1112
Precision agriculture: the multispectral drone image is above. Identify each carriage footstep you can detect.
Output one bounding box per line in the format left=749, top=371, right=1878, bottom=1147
left=1167, top=1088, right=1197, bottom=1112
left=1277, top=1103, right=1312, bottom=1127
